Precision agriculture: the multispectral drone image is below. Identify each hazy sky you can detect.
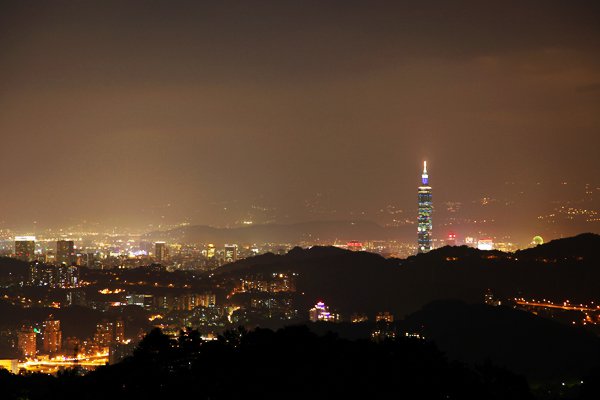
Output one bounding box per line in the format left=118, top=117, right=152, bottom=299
left=1, top=1, right=599, bottom=231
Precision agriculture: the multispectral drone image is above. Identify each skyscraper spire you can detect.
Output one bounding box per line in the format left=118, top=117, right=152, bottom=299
left=417, top=161, right=433, bottom=253
left=422, top=160, right=429, bottom=185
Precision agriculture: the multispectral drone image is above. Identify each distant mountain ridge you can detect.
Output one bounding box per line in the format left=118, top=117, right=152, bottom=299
left=144, top=220, right=414, bottom=244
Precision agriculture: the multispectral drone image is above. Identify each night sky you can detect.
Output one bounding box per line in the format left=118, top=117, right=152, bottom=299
left=1, top=1, right=599, bottom=232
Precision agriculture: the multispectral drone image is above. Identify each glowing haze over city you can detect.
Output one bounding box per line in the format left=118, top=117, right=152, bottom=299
left=0, top=1, right=598, bottom=245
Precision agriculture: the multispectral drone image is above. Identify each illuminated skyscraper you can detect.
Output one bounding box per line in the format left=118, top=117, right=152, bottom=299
left=56, top=240, right=76, bottom=265
left=224, top=244, right=238, bottom=263
left=206, top=244, right=216, bottom=259
left=155, top=241, right=168, bottom=263
left=57, top=264, right=80, bottom=288
left=94, top=320, right=115, bottom=347
left=15, top=236, right=36, bottom=262
left=115, top=318, right=125, bottom=343
left=17, top=325, right=37, bottom=358
left=42, top=315, right=62, bottom=354
left=417, top=161, right=433, bottom=253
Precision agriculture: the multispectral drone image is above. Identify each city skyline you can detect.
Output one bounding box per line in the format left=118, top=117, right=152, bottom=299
left=0, top=161, right=596, bottom=247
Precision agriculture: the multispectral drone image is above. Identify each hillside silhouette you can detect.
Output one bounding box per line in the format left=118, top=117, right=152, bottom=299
left=0, top=325, right=533, bottom=400
left=515, top=233, right=600, bottom=260
left=400, top=300, right=600, bottom=381
left=219, top=233, right=600, bottom=317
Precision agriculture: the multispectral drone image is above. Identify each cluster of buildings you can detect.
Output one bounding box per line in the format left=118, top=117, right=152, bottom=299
left=15, top=238, right=77, bottom=264
left=28, top=263, right=80, bottom=288
left=227, top=272, right=299, bottom=323
left=308, top=301, right=405, bottom=342
left=309, top=301, right=339, bottom=322
left=308, top=301, right=395, bottom=325
left=8, top=315, right=130, bottom=373
left=17, top=316, right=63, bottom=357
left=234, top=272, right=297, bottom=294
left=6, top=236, right=247, bottom=272
left=126, top=292, right=216, bottom=312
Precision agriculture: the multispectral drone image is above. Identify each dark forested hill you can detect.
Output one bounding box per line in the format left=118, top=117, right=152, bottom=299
left=515, top=233, right=600, bottom=260
left=0, top=326, right=534, bottom=400
left=217, top=233, right=600, bottom=317
left=400, top=300, right=600, bottom=381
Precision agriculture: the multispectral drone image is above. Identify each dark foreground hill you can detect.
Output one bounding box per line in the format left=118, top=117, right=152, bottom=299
left=307, top=299, right=600, bottom=384
left=400, top=300, right=600, bottom=382
left=219, top=233, right=600, bottom=317
left=514, top=232, right=600, bottom=260
left=0, top=325, right=533, bottom=400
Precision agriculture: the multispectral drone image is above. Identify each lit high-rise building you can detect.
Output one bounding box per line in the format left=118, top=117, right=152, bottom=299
left=206, top=244, right=216, bottom=259
left=155, top=241, right=168, bottom=263
left=224, top=244, right=238, bottom=263
left=198, top=292, right=216, bottom=307
left=94, top=320, right=114, bottom=347
left=42, top=315, right=62, bottom=354
left=115, top=318, right=125, bottom=343
left=15, top=236, right=36, bottom=262
left=417, top=161, right=433, bottom=253
left=86, top=253, right=96, bottom=268
left=477, top=239, right=494, bottom=251
left=57, top=264, right=80, bottom=288
left=56, top=240, right=76, bottom=265
left=17, top=325, right=36, bottom=358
